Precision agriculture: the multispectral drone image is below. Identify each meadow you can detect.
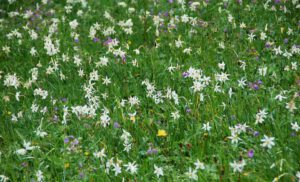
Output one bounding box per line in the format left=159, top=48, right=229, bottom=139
left=0, top=0, right=300, bottom=181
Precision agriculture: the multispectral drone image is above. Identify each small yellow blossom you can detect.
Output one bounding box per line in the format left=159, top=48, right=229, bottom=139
left=130, top=116, right=136, bottom=122
left=157, top=129, right=167, bottom=137
left=243, top=172, right=250, bottom=176
left=64, top=163, right=70, bottom=169
left=129, top=112, right=136, bottom=123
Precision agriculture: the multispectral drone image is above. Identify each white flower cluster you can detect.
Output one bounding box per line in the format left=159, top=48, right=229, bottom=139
left=230, top=160, right=246, bottom=173
left=88, top=22, right=101, bottom=40
left=34, top=88, right=48, bottom=100
left=121, top=130, right=132, bottom=153
left=3, top=73, right=20, bottom=89
left=44, top=35, right=60, bottom=56
left=15, top=141, right=39, bottom=155
left=255, top=109, right=268, bottom=124
left=118, top=19, right=133, bottom=35
left=142, top=79, right=179, bottom=105
left=100, top=108, right=111, bottom=127
left=228, top=123, right=248, bottom=144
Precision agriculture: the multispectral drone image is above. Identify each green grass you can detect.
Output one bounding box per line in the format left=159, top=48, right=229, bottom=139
left=0, top=0, right=300, bottom=181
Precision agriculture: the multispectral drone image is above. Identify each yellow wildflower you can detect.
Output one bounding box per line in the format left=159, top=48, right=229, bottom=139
left=157, top=129, right=167, bottom=137
left=64, top=163, right=70, bottom=169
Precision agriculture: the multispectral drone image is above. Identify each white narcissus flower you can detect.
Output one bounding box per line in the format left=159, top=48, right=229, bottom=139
left=240, top=22, right=246, bottom=29
left=185, top=167, right=198, bottom=180
left=230, top=160, right=246, bottom=173
left=128, top=96, right=140, bottom=107
left=260, top=32, right=267, bottom=40
left=171, top=110, right=180, bottom=120
left=16, top=140, right=39, bottom=155
left=194, top=159, right=205, bottom=170
left=192, top=81, right=205, bottom=92
left=247, top=33, right=255, bottom=42
left=34, top=88, right=48, bottom=99
left=124, top=161, right=138, bottom=174
left=291, top=122, right=300, bottom=132
left=15, top=148, right=27, bottom=155
left=0, top=175, right=9, bottom=182
left=286, top=101, right=297, bottom=112
left=112, top=163, right=122, bottom=176
left=154, top=165, right=163, bottom=178
left=296, top=171, right=300, bottom=181
left=93, top=148, right=106, bottom=160
left=100, top=111, right=111, bottom=127
left=218, top=62, right=225, bottom=70
left=255, top=109, right=268, bottom=124
left=275, top=92, right=287, bottom=101
left=36, top=170, right=44, bottom=182
left=215, top=72, right=230, bottom=82
left=3, top=73, right=20, bottom=89
left=23, top=141, right=36, bottom=151
left=273, top=46, right=282, bottom=55
left=35, top=128, right=48, bottom=138
left=261, top=135, right=275, bottom=149
left=202, top=122, right=211, bottom=132
left=44, top=36, right=60, bottom=56
left=102, top=76, right=111, bottom=85
left=228, top=133, right=241, bottom=144
left=69, top=19, right=79, bottom=29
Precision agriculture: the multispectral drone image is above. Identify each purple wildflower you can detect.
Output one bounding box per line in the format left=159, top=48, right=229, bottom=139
left=72, top=139, right=79, bottom=145
left=265, top=43, right=271, bottom=48
left=253, top=131, right=259, bottom=136
left=250, top=83, right=259, bottom=90
left=52, top=115, right=59, bottom=122
left=186, top=107, right=191, bottom=113
left=21, top=162, right=28, bottom=167
left=121, top=55, right=126, bottom=62
left=79, top=172, right=84, bottom=179
left=257, top=80, right=263, bottom=85
left=182, top=72, right=189, bottom=78
left=103, top=37, right=113, bottom=46
left=61, top=97, right=67, bottom=102
left=64, top=137, right=69, bottom=143
left=248, top=149, right=254, bottom=158
left=231, top=115, right=236, bottom=120
left=113, top=122, right=120, bottom=128
left=93, top=37, right=99, bottom=42
left=147, top=148, right=158, bottom=155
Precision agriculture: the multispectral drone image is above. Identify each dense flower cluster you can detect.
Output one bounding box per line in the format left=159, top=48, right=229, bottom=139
left=0, top=0, right=299, bottom=181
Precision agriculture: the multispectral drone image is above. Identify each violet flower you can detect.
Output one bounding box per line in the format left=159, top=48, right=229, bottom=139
left=248, top=149, right=254, bottom=158
left=93, top=37, right=99, bottom=42
left=114, top=122, right=120, bottom=128
left=182, top=72, right=189, bottom=78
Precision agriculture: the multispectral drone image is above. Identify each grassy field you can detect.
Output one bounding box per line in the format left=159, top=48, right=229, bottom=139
left=0, top=0, right=300, bottom=181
